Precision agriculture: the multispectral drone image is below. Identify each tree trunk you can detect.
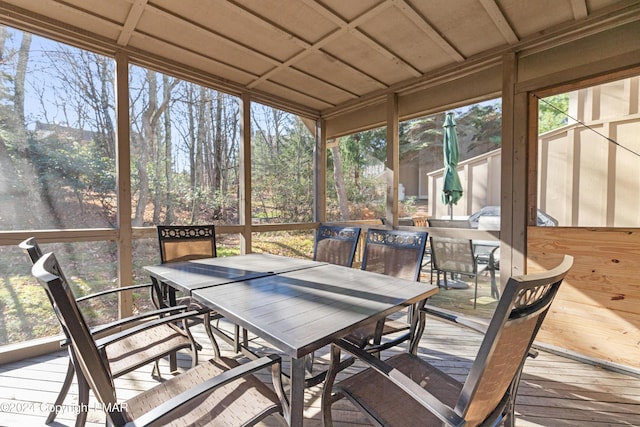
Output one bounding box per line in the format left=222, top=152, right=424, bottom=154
left=331, top=143, right=350, bottom=220
left=133, top=71, right=157, bottom=226
left=14, top=32, right=31, bottom=130
left=213, top=92, right=223, bottom=192
left=163, top=76, right=174, bottom=224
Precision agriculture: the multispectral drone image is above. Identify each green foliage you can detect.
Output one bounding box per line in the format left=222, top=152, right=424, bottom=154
left=539, top=94, right=569, bottom=133
left=325, top=127, right=388, bottom=220
left=26, top=132, right=116, bottom=220
left=457, top=102, right=502, bottom=151
left=400, top=112, right=446, bottom=152
left=251, top=115, right=314, bottom=223
left=402, top=196, right=418, bottom=216
left=342, top=127, right=387, bottom=165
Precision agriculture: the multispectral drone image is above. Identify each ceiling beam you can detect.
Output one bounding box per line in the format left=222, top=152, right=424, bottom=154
left=571, top=0, right=589, bottom=19
left=392, top=0, right=465, bottom=63
left=300, top=0, right=422, bottom=77
left=148, top=4, right=281, bottom=67
left=479, top=0, right=519, bottom=44
left=117, top=0, right=147, bottom=46
left=222, top=0, right=388, bottom=96
left=90, top=1, right=345, bottom=111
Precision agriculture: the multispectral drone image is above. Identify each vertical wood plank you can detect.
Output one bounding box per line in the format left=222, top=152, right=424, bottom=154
left=501, top=52, right=516, bottom=281
left=115, top=50, right=133, bottom=319
left=386, top=93, right=399, bottom=226
left=315, top=119, right=327, bottom=223
left=240, top=93, right=252, bottom=254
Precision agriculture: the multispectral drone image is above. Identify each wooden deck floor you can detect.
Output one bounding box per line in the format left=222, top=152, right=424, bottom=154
left=1, top=313, right=639, bottom=427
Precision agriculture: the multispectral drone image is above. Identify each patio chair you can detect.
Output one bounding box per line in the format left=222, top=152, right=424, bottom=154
left=19, top=238, right=199, bottom=427
left=430, top=235, right=499, bottom=308
left=347, top=228, right=428, bottom=350
left=322, top=255, right=574, bottom=427
left=156, top=225, right=229, bottom=356
left=312, top=224, right=361, bottom=267
left=475, top=215, right=501, bottom=280
left=425, top=218, right=472, bottom=283
left=31, top=251, right=287, bottom=427
left=360, top=228, right=427, bottom=281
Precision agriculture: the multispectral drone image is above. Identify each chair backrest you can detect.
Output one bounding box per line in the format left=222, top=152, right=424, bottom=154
left=31, top=252, right=127, bottom=425
left=313, top=224, right=361, bottom=267
left=427, top=218, right=471, bottom=228
left=19, top=237, right=72, bottom=341
left=456, top=255, right=573, bottom=425
left=157, top=225, right=217, bottom=263
left=19, top=237, right=44, bottom=264
left=360, top=228, right=427, bottom=281
left=430, top=236, right=477, bottom=275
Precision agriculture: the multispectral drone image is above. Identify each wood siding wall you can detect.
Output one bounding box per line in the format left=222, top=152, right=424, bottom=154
left=527, top=227, right=640, bottom=369
left=425, top=149, right=502, bottom=219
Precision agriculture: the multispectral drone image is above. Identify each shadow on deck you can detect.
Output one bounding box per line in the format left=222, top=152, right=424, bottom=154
left=1, top=307, right=639, bottom=426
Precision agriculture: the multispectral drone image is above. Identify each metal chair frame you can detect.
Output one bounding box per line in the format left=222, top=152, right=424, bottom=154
left=313, top=224, right=361, bottom=267
left=20, top=238, right=198, bottom=427
left=31, top=251, right=287, bottom=427
left=322, top=255, right=574, bottom=427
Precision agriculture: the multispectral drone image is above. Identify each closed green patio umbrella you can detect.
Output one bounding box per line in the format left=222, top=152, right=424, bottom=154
left=442, top=112, right=463, bottom=219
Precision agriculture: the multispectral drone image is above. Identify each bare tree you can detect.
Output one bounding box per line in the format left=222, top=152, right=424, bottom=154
left=162, top=75, right=175, bottom=224
left=331, top=143, right=350, bottom=220
left=45, top=48, right=116, bottom=157
left=132, top=70, right=176, bottom=226
left=13, top=32, right=31, bottom=129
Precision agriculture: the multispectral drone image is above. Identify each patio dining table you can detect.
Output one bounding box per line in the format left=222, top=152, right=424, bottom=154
left=144, top=253, right=438, bottom=426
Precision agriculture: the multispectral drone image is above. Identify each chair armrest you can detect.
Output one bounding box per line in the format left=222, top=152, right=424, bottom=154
left=423, top=305, right=489, bottom=334
left=423, top=306, right=537, bottom=359
left=75, top=283, right=155, bottom=303
left=333, top=339, right=464, bottom=427
left=89, top=305, right=189, bottom=336
left=474, top=244, right=499, bottom=261
left=123, top=354, right=282, bottom=427
left=94, top=309, right=199, bottom=348
left=58, top=305, right=189, bottom=347
left=364, top=331, right=412, bottom=354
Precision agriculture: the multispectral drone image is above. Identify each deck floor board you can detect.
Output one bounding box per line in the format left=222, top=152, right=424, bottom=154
left=1, top=316, right=639, bottom=426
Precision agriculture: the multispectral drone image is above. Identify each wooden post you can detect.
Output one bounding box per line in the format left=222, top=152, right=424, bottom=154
left=115, top=50, right=133, bottom=319
left=239, top=93, right=252, bottom=254
left=386, top=93, right=399, bottom=226
left=314, top=119, right=326, bottom=223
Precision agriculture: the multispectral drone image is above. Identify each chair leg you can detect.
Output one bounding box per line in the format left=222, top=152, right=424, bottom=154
left=490, top=266, right=499, bottom=299
left=45, top=356, right=75, bottom=424
left=151, top=360, right=161, bottom=378
left=75, top=369, right=90, bottom=427
left=504, top=362, right=527, bottom=427
left=321, top=344, right=343, bottom=427
left=473, top=275, right=478, bottom=309
left=203, top=312, right=221, bottom=360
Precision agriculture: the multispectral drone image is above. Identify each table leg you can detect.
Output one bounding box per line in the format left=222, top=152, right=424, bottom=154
left=288, top=357, right=306, bottom=426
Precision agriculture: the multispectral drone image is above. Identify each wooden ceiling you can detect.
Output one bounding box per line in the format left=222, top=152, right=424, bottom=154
left=0, top=0, right=638, bottom=117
